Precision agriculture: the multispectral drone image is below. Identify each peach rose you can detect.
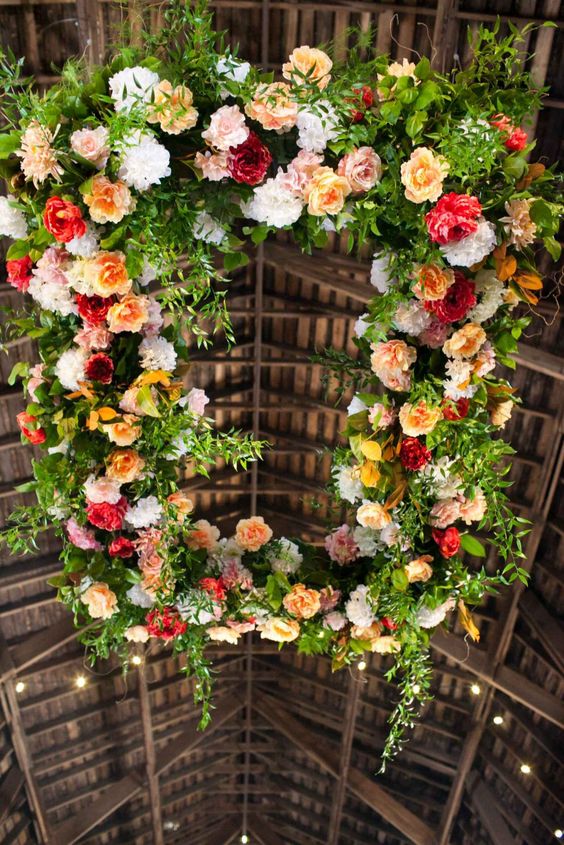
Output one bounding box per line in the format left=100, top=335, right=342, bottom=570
left=125, top=625, right=149, bottom=643
left=207, top=625, right=240, bottom=644
left=377, top=59, right=420, bottom=98
left=147, top=80, right=198, bottom=134
left=194, top=150, right=229, bottom=181
left=259, top=617, right=300, bottom=642
left=167, top=491, right=194, bottom=523
left=405, top=555, right=434, bottom=583
left=337, top=147, right=382, bottom=193
left=107, top=294, right=150, bottom=334
left=490, top=398, right=513, bottom=428
left=105, top=415, right=141, bottom=446
left=282, top=46, right=332, bottom=90
left=201, top=104, right=249, bottom=151
left=282, top=583, right=321, bottom=620
left=106, top=448, right=145, bottom=483
left=371, top=339, right=417, bottom=376
left=245, top=82, right=298, bottom=131
left=458, top=488, right=487, bottom=525
left=356, top=502, right=391, bottom=530
left=83, top=251, right=131, bottom=298
left=443, top=323, right=487, bottom=360
left=400, top=147, right=449, bottom=204
left=187, top=519, right=220, bottom=551
left=304, top=167, right=351, bottom=216
left=83, top=174, right=135, bottom=224
left=350, top=622, right=382, bottom=643
left=413, top=264, right=455, bottom=301
left=430, top=498, right=461, bottom=528
left=81, top=582, right=118, bottom=619
left=235, top=516, right=273, bottom=552
left=278, top=150, right=323, bottom=196
left=371, top=635, right=401, bottom=654
left=70, top=126, right=110, bottom=169
left=399, top=400, right=442, bottom=437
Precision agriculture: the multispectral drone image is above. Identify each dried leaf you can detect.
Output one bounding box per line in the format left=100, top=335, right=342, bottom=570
left=514, top=271, right=543, bottom=290
left=457, top=599, right=480, bottom=642
left=360, top=460, right=380, bottom=487
left=385, top=480, right=407, bottom=511
left=497, top=255, right=517, bottom=282
left=97, top=406, right=117, bottom=421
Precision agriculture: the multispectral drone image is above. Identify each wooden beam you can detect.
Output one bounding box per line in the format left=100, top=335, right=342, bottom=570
left=327, top=670, right=363, bottom=845
left=515, top=343, right=564, bottom=380
left=2, top=616, right=86, bottom=681
left=253, top=692, right=435, bottom=845
left=248, top=814, right=287, bottom=845
left=519, top=590, right=564, bottom=676
left=137, top=655, right=164, bottom=845
left=0, top=766, right=24, bottom=824
left=467, top=775, right=523, bottom=845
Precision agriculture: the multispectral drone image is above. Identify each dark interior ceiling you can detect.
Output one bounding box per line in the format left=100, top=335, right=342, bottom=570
left=0, top=2, right=563, bottom=844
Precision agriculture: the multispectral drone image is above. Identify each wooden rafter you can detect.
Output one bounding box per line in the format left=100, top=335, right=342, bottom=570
left=136, top=653, right=164, bottom=845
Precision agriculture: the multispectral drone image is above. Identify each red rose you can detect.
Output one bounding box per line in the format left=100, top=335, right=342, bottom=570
left=76, top=294, right=114, bottom=325
left=85, top=353, right=114, bottom=384
left=6, top=256, right=33, bottom=293
left=432, top=527, right=460, bottom=558
left=443, top=397, right=470, bottom=421
left=349, top=85, right=374, bottom=122
left=381, top=616, right=398, bottom=631
left=199, top=577, right=227, bottom=601
left=506, top=127, right=528, bottom=151
left=16, top=411, right=46, bottom=445
left=424, top=272, right=476, bottom=324
left=146, top=607, right=187, bottom=640
left=109, top=536, right=135, bottom=558
left=86, top=496, right=128, bottom=531
left=227, top=131, right=272, bottom=186
left=425, top=193, right=482, bottom=245
left=43, top=196, right=86, bottom=244
left=399, top=437, right=432, bottom=471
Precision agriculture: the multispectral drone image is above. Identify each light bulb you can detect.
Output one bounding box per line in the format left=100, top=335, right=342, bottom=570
left=357, top=660, right=367, bottom=671
left=520, top=763, right=531, bottom=775
left=241, top=835, right=249, bottom=844
left=75, top=675, right=87, bottom=689
left=412, top=683, right=420, bottom=694
left=493, top=715, right=504, bottom=725
left=15, top=681, right=25, bottom=694
left=554, top=830, right=563, bottom=839
left=131, top=655, right=142, bottom=666
left=470, top=683, right=481, bottom=696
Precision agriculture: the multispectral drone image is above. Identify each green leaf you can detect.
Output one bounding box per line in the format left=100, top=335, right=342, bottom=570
left=250, top=224, right=269, bottom=245
left=223, top=251, right=249, bottom=271
left=414, top=57, right=431, bottom=80
left=379, top=101, right=402, bottom=125
left=0, top=132, right=21, bottom=159
left=544, top=235, right=561, bottom=261
left=136, top=385, right=160, bottom=417
left=100, top=226, right=126, bottom=250
left=391, top=568, right=409, bottom=592
left=502, top=154, right=527, bottom=180
left=530, top=199, right=557, bottom=235
left=6, top=240, right=30, bottom=260
left=460, top=534, right=486, bottom=557
left=125, top=249, right=144, bottom=279
left=8, top=362, right=29, bottom=386
left=405, top=110, right=427, bottom=139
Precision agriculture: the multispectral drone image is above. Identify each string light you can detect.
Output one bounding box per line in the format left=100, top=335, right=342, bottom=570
left=131, top=655, right=142, bottom=666
left=412, top=684, right=421, bottom=694
left=520, top=763, right=532, bottom=775
left=470, top=683, right=481, bottom=696
left=15, top=681, right=25, bottom=694
left=357, top=660, right=367, bottom=672
left=554, top=830, right=563, bottom=839
left=241, top=835, right=249, bottom=844
left=75, top=674, right=87, bottom=689
left=492, top=715, right=504, bottom=725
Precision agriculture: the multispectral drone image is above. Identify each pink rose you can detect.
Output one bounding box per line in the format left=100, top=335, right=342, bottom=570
left=70, top=126, right=110, bottom=169
left=33, top=246, right=69, bottom=286
left=185, top=387, right=210, bottom=416
left=458, top=489, right=487, bottom=525
left=337, top=147, right=382, bottom=193
left=319, top=586, right=341, bottom=612
left=226, top=618, right=256, bottom=634
left=430, top=498, right=462, bottom=529
left=323, top=611, right=347, bottom=631
left=418, top=319, right=450, bottom=349
left=221, top=558, right=253, bottom=591
left=368, top=402, right=396, bottom=429
left=27, top=363, right=46, bottom=402
left=74, top=325, right=113, bottom=351
left=194, top=150, right=229, bottom=181
left=278, top=150, right=323, bottom=196
left=325, top=524, right=359, bottom=565
left=201, top=105, right=249, bottom=151
left=83, top=474, right=122, bottom=504
left=66, top=517, right=103, bottom=551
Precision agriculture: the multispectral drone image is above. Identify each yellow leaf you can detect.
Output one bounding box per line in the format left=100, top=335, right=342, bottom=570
left=136, top=370, right=171, bottom=387
left=514, top=271, right=543, bottom=290
left=457, top=600, right=480, bottom=642
left=360, top=440, right=382, bottom=461
left=360, top=461, right=380, bottom=487
left=384, top=480, right=407, bottom=511
left=497, top=255, right=517, bottom=283
left=87, top=411, right=99, bottom=431
left=97, top=407, right=117, bottom=421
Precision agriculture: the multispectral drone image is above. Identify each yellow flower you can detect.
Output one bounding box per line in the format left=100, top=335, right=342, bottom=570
left=259, top=617, right=300, bottom=643
left=304, top=167, right=351, bottom=216
left=282, top=584, right=321, bottom=620
left=399, top=400, right=442, bottom=437
left=282, top=46, right=332, bottom=89
left=400, top=147, right=449, bottom=204
left=147, top=80, right=199, bottom=134
left=405, top=555, right=434, bottom=583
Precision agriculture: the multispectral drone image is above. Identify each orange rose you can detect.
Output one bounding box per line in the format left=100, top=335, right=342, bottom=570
left=399, top=400, right=442, bottom=437
left=235, top=516, right=273, bottom=552
left=245, top=82, right=298, bottom=131
left=371, top=636, right=401, bottom=654
left=167, top=491, right=194, bottom=523
left=259, top=617, right=300, bottom=642
left=83, top=174, right=135, bottom=224
left=282, top=583, right=321, bottom=620
left=400, top=147, right=449, bottom=204
left=413, top=264, right=455, bottom=301
left=206, top=626, right=240, bottom=644
left=490, top=398, right=513, bottom=428
left=83, top=251, right=131, bottom=298
left=350, top=622, right=382, bottom=643
left=81, top=582, right=118, bottom=619
left=105, top=415, right=141, bottom=446
left=282, top=46, right=332, bottom=90
left=304, top=167, right=351, bottom=216
left=107, top=294, right=150, bottom=334
left=356, top=502, right=391, bottom=530
left=125, top=625, right=149, bottom=642
left=405, top=555, right=434, bottom=583
left=106, top=448, right=145, bottom=483
left=147, top=80, right=198, bottom=134
left=443, top=323, right=487, bottom=359
left=187, top=519, right=220, bottom=551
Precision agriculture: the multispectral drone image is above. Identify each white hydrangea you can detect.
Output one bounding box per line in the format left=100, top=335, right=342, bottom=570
left=193, top=211, right=226, bottom=245
left=268, top=538, right=303, bottom=575
left=27, top=275, right=78, bottom=317
left=345, top=584, right=376, bottom=628
left=126, top=496, right=163, bottom=529
left=393, top=300, right=432, bottom=336
left=443, top=359, right=479, bottom=400
left=441, top=218, right=497, bottom=268
left=370, top=252, right=395, bottom=293
left=296, top=100, right=339, bottom=153
left=118, top=132, right=171, bottom=191
left=416, top=597, right=456, bottom=629
left=354, top=313, right=370, bottom=338
left=421, top=457, right=463, bottom=500
left=0, top=195, right=27, bottom=239
left=353, top=526, right=381, bottom=557
left=66, top=224, right=99, bottom=258
left=468, top=269, right=505, bottom=324
left=139, top=336, right=177, bottom=372
left=334, top=464, right=363, bottom=504
left=217, top=55, right=251, bottom=98
left=347, top=396, right=368, bottom=416
left=83, top=473, right=122, bottom=505
left=108, top=66, right=160, bottom=113
left=55, top=347, right=87, bottom=390
left=244, top=177, right=304, bottom=228
left=126, top=583, right=155, bottom=608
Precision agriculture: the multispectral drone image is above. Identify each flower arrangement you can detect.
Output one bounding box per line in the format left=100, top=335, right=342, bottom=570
left=0, top=3, right=561, bottom=766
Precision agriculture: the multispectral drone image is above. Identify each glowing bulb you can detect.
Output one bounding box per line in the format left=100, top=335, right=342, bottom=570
left=241, top=836, right=249, bottom=844
left=131, top=655, right=142, bottom=666
left=75, top=675, right=87, bottom=689
left=357, top=660, right=367, bottom=672
left=520, top=763, right=531, bottom=775
left=470, top=683, right=481, bottom=696
left=15, top=681, right=25, bottom=694
left=412, top=684, right=420, bottom=694
left=493, top=715, right=504, bottom=726
left=554, top=829, right=563, bottom=839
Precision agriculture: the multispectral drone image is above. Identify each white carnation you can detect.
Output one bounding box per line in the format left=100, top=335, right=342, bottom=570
left=126, top=583, right=155, bottom=608
left=441, top=218, right=497, bottom=268
left=83, top=474, right=122, bottom=504
left=108, top=66, right=160, bottom=113
left=354, top=313, right=370, bottom=338
left=244, top=177, right=304, bottom=228
left=66, top=224, right=99, bottom=258
left=193, top=211, right=226, bottom=245
left=416, top=597, right=456, bottom=629
left=468, top=269, right=505, bottom=324
left=353, top=526, right=381, bottom=557
left=370, top=253, right=395, bottom=293
left=176, top=589, right=219, bottom=625
left=268, top=538, right=303, bottom=575
left=296, top=101, right=339, bottom=153
left=118, top=133, right=171, bottom=191
left=345, top=584, right=376, bottom=628
left=139, top=336, right=177, bottom=372
left=0, top=195, right=27, bottom=239
left=137, top=257, right=160, bottom=286
left=55, top=347, right=87, bottom=390
left=421, top=457, right=463, bottom=500
left=443, top=359, right=479, bottom=400
left=334, top=464, right=363, bottom=504
left=393, top=300, right=432, bottom=336
left=126, top=496, right=163, bottom=529
left=27, top=276, right=78, bottom=317
left=347, top=396, right=367, bottom=416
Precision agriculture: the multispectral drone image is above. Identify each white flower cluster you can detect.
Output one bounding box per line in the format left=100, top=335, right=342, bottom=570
left=126, top=496, right=163, bottom=529
left=393, top=300, right=432, bottom=336
left=108, top=66, right=160, bottom=113
left=66, top=225, right=99, bottom=258
left=345, top=584, right=376, bottom=627
left=421, top=456, right=463, bottom=500
left=126, top=583, right=155, bottom=608
left=296, top=101, right=339, bottom=153
left=443, top=359, right=479, bottom=400
left=334, top=464, right=363, bottom=504
left=354, top=312, right=370, bottom=338
left=244, top=176, right=304, bottom=228
left=416, top=597, right=456, bottom=628
left=353, top=526, right=381, bottom=557
left=347, top=396, right=368, bottom=416
left=268, top=538, right=303, bottom=575
left=139, top=336, right=177, bottom=371
left=118, top=131, right=171, bottom=191
left=441, top=218, right=497, bottom=267
left=55, top=348, right=87, bottom=390
left=193, top=211, right=226, bottom=245
left=0, top=195, right=27, bottom=239
left=370, top=252, right=395, bottom=293
left=28, top=274, right=77, bottom=317
left=469, top=269, right=505, bottom=324
left=217, top=55, right=251, bottom=99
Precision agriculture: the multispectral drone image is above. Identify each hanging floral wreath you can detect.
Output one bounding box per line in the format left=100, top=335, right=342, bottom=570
left=0, top=2, right=561, bottom=765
